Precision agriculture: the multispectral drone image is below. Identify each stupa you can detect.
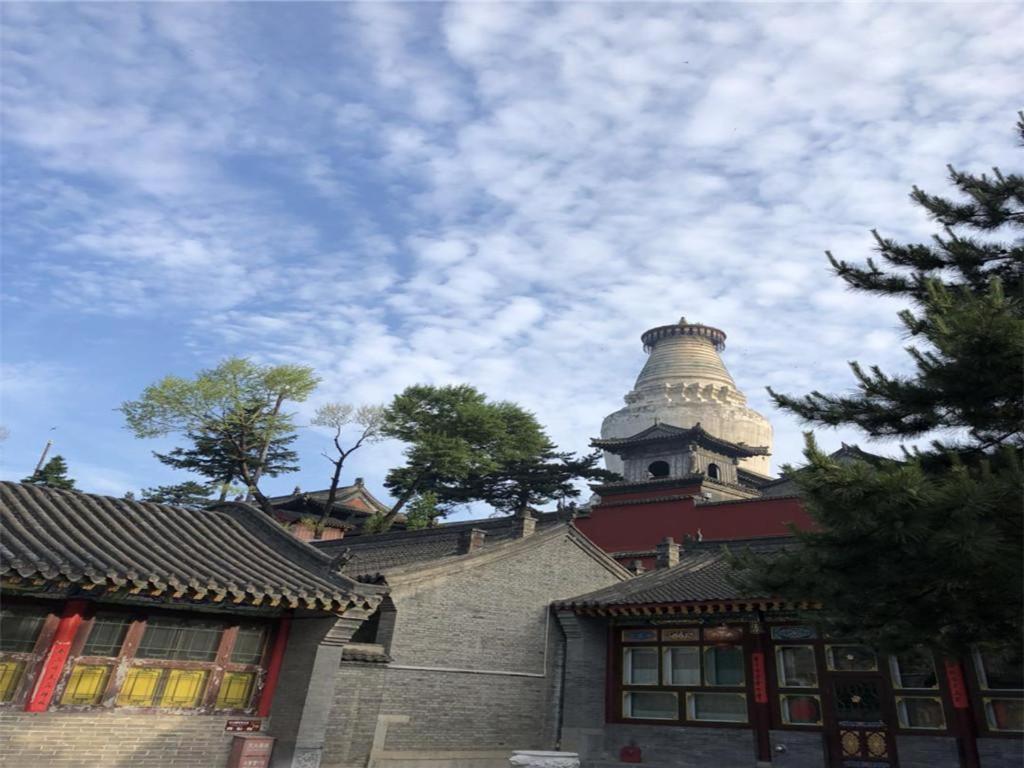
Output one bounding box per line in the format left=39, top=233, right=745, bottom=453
left=600, top=317, right=773, bottom=476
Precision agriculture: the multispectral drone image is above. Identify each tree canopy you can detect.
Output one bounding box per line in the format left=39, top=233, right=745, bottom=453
left=733, top=116, right=1024, bottom=657
left=22, top=455, right=76, bottom=491
left=378, top=384, right=604, bottom=529
left=120, top=358, right=318, bottom=514
left=139, top=481, right=217, bottom=508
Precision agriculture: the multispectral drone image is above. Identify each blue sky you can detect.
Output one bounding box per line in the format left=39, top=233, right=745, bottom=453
left=1, top=3, right=1021, bottom=510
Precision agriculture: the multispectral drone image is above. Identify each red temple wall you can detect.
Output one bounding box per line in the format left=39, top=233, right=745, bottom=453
left=574, top=495, right=813, bottom=558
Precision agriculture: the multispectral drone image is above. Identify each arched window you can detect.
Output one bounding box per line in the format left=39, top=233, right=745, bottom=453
left=707, top=463, right=721, bottom=480
left=648, top=460, right=670, bottom=478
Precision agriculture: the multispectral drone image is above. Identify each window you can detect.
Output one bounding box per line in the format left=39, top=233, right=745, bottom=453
left=619, top=626, right=748, bottom=724
left=687, top=692, right=747, bottom=722
left=624, top=691, right=677, bottom=719
left=896, top=696, right=946, bottom=730
left=974, top=647, right=1023, bottom=733
left=707, top=463, right=720, bottom=480
left=136, top=618, right=225, bottom=662
left=888, top=649, right=945, bottom=731
left=231, top=625, right=268, bottom=665
left=82, top=614, right=132, bottom=657
left=781, top=694, right=822, bottom=725
left=0, top=605, right=53, bottom=705
left=624, top=647, right=659, bottom=685
left=647, top=460, right=670, bottom=478
left=777, top=646, right=818, bottom=688
left=663, top=647, right=700, bottom=686
left=826, top=645, right=877, bottom=672
left=704, top=646, right=744, bottom=686
left=975, top=648, right=1024, bottom=691
left=890, top=650, right=938, bottom=689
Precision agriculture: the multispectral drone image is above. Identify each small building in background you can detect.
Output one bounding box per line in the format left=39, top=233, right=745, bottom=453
left=268, top=478, right=402, bottom=540
left=0, top=481, right=385, bottom=768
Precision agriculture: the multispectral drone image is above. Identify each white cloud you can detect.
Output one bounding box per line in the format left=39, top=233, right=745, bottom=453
left=2, top=2, right=1020, bottom=503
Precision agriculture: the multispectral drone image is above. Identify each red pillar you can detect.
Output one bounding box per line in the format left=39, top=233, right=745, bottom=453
left=945, top=659, right=980, bottom=768
left=749, top=625, right=773, bottom=763
left=257, top=615, right=292, bottom=717
left=25, top=599, right=87, bottom=712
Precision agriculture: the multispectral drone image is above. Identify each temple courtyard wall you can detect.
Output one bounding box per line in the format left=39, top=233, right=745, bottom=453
left=318, top=528, right=625, bottom=768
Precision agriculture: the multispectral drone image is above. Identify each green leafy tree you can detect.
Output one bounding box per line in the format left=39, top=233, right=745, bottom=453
left=22, top=455, right=76, bottom=490
left=309, top=403, right=386, bottom=537
left=403, top=491, right=437, bottom=530
left=139, top=481, right=218, bottom=508
left=120, top=358, right=319, bottom=515
left=378, top=384, right=551, bottom=530
left=734, top=116, right=1024, bottom=657
left=452, top=448, right=617, bottom=516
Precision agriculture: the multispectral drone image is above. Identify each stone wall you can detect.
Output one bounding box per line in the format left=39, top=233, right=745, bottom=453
left=320, top=530, right=623, bottom=768
left=978, top=737, right=1024, bottom=768
left=0, top=710, right=256, bottom=768
left=896, top=734, right=961, bottom=768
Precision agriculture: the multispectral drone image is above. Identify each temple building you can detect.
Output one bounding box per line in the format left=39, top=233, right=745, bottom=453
left=0, top=481, right=386, bottom=768
left=577, top=317, right=814, bottom=570
left=553, top=539, right=1023, bottom=768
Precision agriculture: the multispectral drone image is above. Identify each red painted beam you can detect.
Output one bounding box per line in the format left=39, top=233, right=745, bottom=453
left=257, top=614, right=292, bottom=717
left=25, top=599, right=87, bottom=712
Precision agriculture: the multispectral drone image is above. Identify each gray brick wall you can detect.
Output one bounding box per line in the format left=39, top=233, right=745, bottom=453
left=319, top=529, right=623, bottom=768
left=978, top=737, right=1024, bottom=768
left=0, top=711, right=256, bottom=768
left=597, top=722, right=756, bottom=766
left=769, top=730, right=826, bottom=768
left=896, top=734, right=961, bottom=768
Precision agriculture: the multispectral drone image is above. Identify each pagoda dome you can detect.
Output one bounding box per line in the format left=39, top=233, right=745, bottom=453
left=601, top=317, right=773, bottom=476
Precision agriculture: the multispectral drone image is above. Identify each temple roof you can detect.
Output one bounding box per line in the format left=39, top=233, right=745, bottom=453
left=555, top=537, right=793, bottom=610
left=635, top=318, right=736, bottom=392
left=269, top=481, right=391, bottom=518
left=312, top=512, right=566, bottom=579
left=0, top=481, right=384, bottom=614
left=591, top=422, right=769, bottom=458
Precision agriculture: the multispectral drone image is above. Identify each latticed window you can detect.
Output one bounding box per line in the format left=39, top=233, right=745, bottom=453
left=0, top=605, right=54, bottom=705
left=619, top=626, right=749, bottom=725
left=889, top=649, right=945, bottom=730
left=56, top=610, right=272, bottom=713
left=973, top=647, right=1024, bottom=733
left=771, top=627, right=823, bottom=727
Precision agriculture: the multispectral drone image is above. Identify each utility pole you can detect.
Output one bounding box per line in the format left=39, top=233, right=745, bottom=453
left=34, top=440, right=53, bottom=474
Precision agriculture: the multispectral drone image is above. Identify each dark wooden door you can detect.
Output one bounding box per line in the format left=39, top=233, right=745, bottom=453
left=828, top=676, right=897, bottom=767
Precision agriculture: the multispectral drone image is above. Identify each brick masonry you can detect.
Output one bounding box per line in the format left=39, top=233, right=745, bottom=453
left=319, top=528, right=624, bottom=768
left=977, top=738, right=1024, bottom=768
left=0, top=710, right=257, bottom=768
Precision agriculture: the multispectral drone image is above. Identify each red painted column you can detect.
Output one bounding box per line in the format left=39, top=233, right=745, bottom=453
left=945, top=659, right=980, bottom=768
left=257, top=615, right=292, bottom=717
left=749, top=623, right=773, bottom=763
left=25, top=599, right=87, bottom=712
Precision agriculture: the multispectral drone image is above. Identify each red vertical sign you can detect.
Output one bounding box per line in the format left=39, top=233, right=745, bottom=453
left=26, top=600, right=87, bottom=712
left=944, top=659, right=969, bottom=709
left=751, top=651, right=769, bottom=704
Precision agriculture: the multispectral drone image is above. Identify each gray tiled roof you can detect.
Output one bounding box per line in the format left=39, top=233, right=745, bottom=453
left=0, top=481, right=384, bottom=614
left=313, top=512, right=564, bottom=578
left=555, top=537, right=793, bottom=608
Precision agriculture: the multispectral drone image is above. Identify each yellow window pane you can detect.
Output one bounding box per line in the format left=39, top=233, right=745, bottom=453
left=215, top=671, right=255, bottom=710
left=117, top=667, right=163, bottom=707
left=60, top=665, right=111, bottom=706
left=0, top=660, right=26, bottom=703
left=160, top=669, right=208, bottom=707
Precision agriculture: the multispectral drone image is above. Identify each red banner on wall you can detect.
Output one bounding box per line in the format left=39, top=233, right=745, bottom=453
left=944, top=660, right=969, bottom=709
left=751, top=651, right=769, bottom=704
left=26, top=600, right=87, bottom=712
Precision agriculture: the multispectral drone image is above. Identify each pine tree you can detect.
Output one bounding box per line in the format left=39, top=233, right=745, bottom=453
left=22, top=455, right=76, bottom=490
left=139, top=481, right=218, bottom=508
left=733, top=116, right=1024, bottom=657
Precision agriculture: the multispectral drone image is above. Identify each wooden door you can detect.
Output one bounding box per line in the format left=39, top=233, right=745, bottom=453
left=828, top=676, right=898, bottom=767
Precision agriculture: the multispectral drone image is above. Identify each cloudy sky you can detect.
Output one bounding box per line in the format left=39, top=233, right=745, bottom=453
left=1, top=3, right=1021, bottom=509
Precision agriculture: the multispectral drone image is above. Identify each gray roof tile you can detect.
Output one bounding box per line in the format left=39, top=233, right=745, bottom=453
left=0, top=481, right=383, bottom=614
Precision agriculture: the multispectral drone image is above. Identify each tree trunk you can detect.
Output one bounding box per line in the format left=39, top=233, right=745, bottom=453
left=248, top=392, right=285, bottom=497
left=315, top=457, right=346, bottom=538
